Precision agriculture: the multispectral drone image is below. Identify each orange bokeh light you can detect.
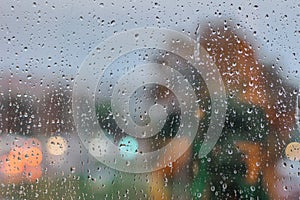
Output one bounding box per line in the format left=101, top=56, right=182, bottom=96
left=0, top=137, right=43, bottom=184
left=23, top=146, right=43, bottom=167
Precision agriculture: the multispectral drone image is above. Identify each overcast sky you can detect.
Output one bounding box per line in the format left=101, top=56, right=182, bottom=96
left=0, top=0, right=299, bottom=93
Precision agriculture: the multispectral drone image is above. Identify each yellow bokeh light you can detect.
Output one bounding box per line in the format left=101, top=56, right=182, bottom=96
left=46, top=136, right=67, bottom=156
left=285, top=142, right=300, bottom=161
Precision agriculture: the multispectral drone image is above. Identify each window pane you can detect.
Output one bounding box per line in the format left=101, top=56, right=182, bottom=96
left=0, top=0, right=299, bottom=199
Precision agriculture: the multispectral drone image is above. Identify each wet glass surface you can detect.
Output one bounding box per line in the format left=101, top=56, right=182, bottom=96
left=0, top=0, right=299, bottom=199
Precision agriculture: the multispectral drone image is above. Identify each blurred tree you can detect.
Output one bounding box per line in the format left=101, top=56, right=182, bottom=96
left=0, top=91, right=36, bottom=136
left=192, top=21, right=297, bottom=199
left=38, top=86, right=73, bottom=135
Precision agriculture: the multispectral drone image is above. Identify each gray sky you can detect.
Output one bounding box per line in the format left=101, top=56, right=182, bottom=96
left=0, top=0, right=299, bottom=93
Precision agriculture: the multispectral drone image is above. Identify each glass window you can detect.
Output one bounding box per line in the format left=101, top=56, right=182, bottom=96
left=0, top=0, right=299, bottom=199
